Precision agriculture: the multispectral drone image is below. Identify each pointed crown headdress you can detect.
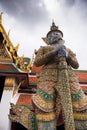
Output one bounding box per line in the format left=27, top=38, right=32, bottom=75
left=42, top=21, right=63, bottom=44
left=47, top=21, right=63, bottom=37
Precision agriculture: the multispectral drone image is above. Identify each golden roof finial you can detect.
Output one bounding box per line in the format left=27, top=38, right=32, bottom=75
left=8, top=30, right=11, bottom=37
left=15, top=43, right=20, bottom=52
left=0, top=12, right=3, bottom=24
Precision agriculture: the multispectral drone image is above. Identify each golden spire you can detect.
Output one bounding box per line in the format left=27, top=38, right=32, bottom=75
left=15, top=43, right=20, bottom=52
left=50, top=20, right=58, bottom=31
left=8, top=30, right=11, bottom=37
left=0, top=12, right=3, bottom=24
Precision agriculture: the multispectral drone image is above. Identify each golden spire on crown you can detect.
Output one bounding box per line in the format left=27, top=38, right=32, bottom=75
left=50, top=20, right=58, bottom=31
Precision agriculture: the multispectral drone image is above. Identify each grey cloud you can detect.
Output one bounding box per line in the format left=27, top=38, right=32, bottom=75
left=58, top=0, right=87, bottom=7
left=57, top=0, right=87, bottom=21
left=65, top=0, right=75, bottom=6
left=57, top=0, right=75, bottom=7
left=0, top=0, right=49, bottom=25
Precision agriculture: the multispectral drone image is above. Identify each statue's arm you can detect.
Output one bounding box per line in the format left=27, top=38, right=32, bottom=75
left=66, top=48, right=79, bottom=69
left=34, top=46, right=57, bottom=66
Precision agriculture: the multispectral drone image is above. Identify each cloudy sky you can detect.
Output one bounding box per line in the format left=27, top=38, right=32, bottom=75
left=0, top=0, right=87, bottom=70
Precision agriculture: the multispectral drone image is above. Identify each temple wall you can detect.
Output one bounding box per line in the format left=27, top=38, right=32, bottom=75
left=0, top=90, right=12, bottom=130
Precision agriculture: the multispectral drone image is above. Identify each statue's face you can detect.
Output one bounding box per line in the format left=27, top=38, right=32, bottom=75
left=47, top=31, right=62, bottom=44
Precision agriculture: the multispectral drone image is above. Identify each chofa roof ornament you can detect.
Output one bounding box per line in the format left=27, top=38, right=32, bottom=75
left=0, top=12, right=3, bottom=24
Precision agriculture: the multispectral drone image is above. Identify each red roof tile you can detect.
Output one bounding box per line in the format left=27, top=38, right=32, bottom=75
left=75, top=72, right=87, bottom=82
left=16, top=94, right=33, bottom=106
left=29, top=76, right=38, bottom=82
left=81, top=86, right=87, bottom=90
left=31, top=65, right=42, bottom=72
left=0, top=64, right=10, bottom=70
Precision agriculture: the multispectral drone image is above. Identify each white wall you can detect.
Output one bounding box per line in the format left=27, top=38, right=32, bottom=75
left=0, top=90, right=12, bottom=130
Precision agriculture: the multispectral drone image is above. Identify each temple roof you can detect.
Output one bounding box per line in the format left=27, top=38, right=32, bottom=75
left=0, top=25, right=13, bottom=62
left=0, top=62, right=29, bottom=90
left=0, top=13, right=32, bottom=72
left=75, top=70, right=87, bottom=83
left=16, top=94, right=33, bottom=110
left=0, top=62, right=19, bottom=73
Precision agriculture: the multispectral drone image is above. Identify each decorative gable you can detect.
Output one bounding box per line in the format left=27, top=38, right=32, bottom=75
left=0, top=12, right=32, bottom=72
left=0, top=25, right=13, bottom=62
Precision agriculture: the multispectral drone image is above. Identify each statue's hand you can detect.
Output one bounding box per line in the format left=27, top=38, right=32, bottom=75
left=52, top=44, right=65, bottom=55
left=56, top=44, right=65, bottom=50
left=53, top=44, right=68, bottom=58
left=57, top=48, right=68, bottom=57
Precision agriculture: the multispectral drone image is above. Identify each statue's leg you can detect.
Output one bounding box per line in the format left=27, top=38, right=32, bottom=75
left=35, top=107, right=57, bottom=130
